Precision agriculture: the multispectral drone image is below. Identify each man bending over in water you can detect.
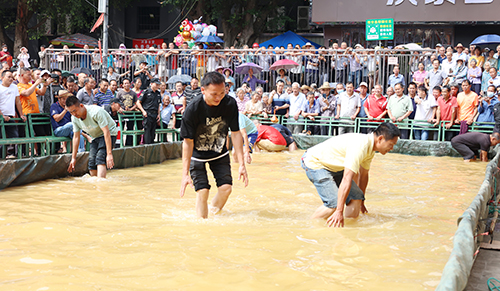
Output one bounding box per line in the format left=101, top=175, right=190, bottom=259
left=301, top=122, right=400, bottom=227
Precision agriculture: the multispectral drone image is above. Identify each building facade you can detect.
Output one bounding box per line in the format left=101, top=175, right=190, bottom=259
left=312, top=0, right=500, bottom=48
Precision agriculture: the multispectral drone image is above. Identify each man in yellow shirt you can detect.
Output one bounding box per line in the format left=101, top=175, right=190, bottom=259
left=301, top=122, right=400, bottom=227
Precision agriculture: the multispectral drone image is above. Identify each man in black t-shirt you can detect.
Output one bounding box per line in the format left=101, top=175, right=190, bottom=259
left=137, top=78, right=161, bottom=144
left=451, top=132, right=500, bottom=162
left=180, top=72, right=249, bottom=218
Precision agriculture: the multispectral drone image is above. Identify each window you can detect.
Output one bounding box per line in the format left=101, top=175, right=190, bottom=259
left=137, top=7, right=160, bottom=33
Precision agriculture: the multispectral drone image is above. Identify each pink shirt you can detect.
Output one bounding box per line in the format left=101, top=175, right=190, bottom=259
left=412, top=70, right=427, bottom=84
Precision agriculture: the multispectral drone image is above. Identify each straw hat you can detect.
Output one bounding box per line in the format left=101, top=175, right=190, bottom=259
left=302, top=42, right=313, bottom=49
left=57, top=90, right=73, bottom=98
left=300, top=85, right=311, bottom=91
left=318, top=82, right=331, bottom=90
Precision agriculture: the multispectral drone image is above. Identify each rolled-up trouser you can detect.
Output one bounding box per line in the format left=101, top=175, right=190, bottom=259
left=451, top=139, right=476, bottom=160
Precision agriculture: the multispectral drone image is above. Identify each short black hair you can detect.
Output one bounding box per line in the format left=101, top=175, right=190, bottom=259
left=442, top=85, right=450, bottom=92
left=65, top=95, right=80, bottom=107
left=374, top=122, right=400, bottom=140
left=418, top=86, right=428, bottom=94
left=122, top=77, right=130, bottom=83
left=394, top=83, right=404, bottom=89
left=100, top=78, right=109, bottom=84
left=408, top=82, right=417, bottom=88
left=67, top=76, right=75, bottom=83
left=462, top=79, right=471, bottom=86
left=432, top=86, right=441, bottom=92
left=1, top=69, right=12, bottom=77
left=175, top=81, right=183, bottom=86
left=201, top=71, right=225, bottom=87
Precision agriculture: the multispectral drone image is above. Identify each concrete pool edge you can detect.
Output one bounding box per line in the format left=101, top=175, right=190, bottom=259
left=0, top=142, right=182, bottom=190
left=436, top=150, right=500, bottom=291
left=294, top=135, right=462, bottom=157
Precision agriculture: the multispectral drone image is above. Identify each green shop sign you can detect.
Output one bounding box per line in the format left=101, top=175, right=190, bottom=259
left=366, top=18, right=394, bottom=41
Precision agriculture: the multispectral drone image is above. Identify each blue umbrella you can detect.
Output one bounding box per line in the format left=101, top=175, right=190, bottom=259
left=167, top=74, right=192, bottom=84
left=235, top=63, right=263, bottom=75
left=195, top=35, right=224, bottom=44
left=470, top=34, right=500, bottom=45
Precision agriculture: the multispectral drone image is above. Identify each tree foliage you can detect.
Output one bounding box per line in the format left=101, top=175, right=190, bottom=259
left=0, top=0, right=133, bottom=54
left=163, top=0, right=293, bottom=47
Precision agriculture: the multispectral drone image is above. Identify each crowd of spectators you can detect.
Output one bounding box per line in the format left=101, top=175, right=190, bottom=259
left=2, top=40, right=500, bottom=158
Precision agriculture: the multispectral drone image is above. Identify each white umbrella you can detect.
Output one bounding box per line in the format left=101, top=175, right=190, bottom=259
left=395, top=43, right=422, bottom=50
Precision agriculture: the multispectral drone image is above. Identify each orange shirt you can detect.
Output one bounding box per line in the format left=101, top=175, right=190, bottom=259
left=456, top=91, right=478, bottom=121
left=17, top=82, right=40, bottom=114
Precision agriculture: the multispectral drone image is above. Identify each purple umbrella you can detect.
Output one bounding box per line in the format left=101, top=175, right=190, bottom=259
left=235, top=63, right=263, bottom=75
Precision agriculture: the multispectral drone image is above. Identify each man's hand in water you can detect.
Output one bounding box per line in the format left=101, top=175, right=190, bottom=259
left=361, top=201, right=368, bottom=214
left=327, top=210, right=344, bottom=227
left=179, top=173, right=193, bottom=197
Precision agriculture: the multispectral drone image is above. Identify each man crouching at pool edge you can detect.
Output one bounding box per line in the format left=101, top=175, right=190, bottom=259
left=301, top=122, right=400, bottom=228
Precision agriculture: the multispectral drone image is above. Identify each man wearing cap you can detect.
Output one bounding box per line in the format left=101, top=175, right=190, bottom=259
left=318, top=82, right=336, bottom=136
left=304, top=42, right=319, bottom=86
left=35, top=69, right=51, bottom=113
left=453, top=43, right=468, bottom=64
left=94, top=78, right=114, bottom=107
left=225, top=78, right=236, bottom=98
left=134, top=61, right=153, bottom=90
left=137, top=78, right=162, bottom=144
left=50, top=90, right=87, bottom=152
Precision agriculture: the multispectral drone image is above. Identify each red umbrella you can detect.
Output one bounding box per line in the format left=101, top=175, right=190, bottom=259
left=270, top=59, right=299, bottom=71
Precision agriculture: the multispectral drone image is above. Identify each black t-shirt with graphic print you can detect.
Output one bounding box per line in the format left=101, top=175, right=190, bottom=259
left=181, top=94, right=239, bottom=160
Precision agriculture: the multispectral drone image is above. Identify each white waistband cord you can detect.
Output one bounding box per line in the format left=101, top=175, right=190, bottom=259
left=190, top=151, right=229, bottom=163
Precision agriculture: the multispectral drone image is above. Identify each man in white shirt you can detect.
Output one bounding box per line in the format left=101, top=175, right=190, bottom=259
left=488, top=67, right=500, bottom=88
left=335, top=82, right=360, bottom=134
left=441, top=52, right=456, bottom=77
left=0, top=70, right=26, bottom=157
left=286, top=82, right=307, bottom=134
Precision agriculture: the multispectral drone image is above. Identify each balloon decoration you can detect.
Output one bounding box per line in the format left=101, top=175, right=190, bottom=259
left=174, top=17, right=218, bottom=48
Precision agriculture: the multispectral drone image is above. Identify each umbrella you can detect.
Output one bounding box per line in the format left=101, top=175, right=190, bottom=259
left=50, top=33, right=99, bottom=49
left=61, top=71, right=74, bottom=78
left=167, top=74, right=192, bottom=84
left=70, top=67, right=93, bottom=76
left=235, top=63, right=263, bottom=75
left=195, top=35, right=224, bottom=44
left=269, top=59, right=299, bottom=71
left=470, top=34, right=500, bottom=45
left=394, top=43, right=422, bottom=50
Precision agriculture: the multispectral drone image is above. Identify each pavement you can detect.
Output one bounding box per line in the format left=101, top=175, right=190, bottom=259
left=465, top=220, right=500, bottom=291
